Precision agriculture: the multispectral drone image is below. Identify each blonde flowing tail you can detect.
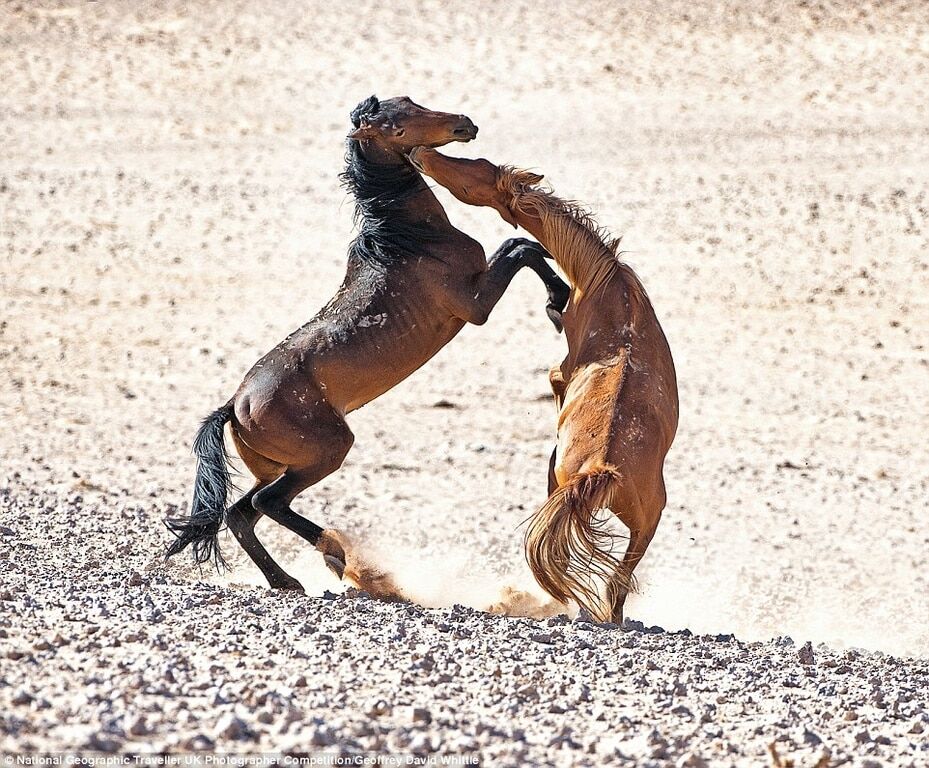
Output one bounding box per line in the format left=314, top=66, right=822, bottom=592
left=525, top=465, right=634, bottom=622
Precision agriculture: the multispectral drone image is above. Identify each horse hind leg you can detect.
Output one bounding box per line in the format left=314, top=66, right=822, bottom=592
left=251, top=416, right=355, bottom=578
left=226, top=486, right=304, bottom=591
left=607, top=509, right=661, bottom=625
left=226, top=426, right=305, bottom=590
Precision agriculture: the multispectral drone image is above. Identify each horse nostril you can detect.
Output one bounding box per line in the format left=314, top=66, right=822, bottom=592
left=453, top=121, right=478, bottom=138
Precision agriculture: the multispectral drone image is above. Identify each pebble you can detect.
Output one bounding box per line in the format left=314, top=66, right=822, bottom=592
left=798, top=641, right=815, bottom=665
left=215, top=713, right=250, bottom=740
left=796, top=726, right=822, bottom=745
left=412, top=707, right=432, bottom=724
left=126, top=715, right=148, bottom=736
left=676, top=753, right=708, bottom=768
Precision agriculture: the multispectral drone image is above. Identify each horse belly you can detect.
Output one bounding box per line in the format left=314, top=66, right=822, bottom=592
left=328, top=314, right=466, bottom=412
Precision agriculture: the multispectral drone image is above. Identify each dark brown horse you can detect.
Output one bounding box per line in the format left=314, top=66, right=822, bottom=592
left=165, top=96, right=568, bottom=590
left=410, top=147, right=678, bottom=623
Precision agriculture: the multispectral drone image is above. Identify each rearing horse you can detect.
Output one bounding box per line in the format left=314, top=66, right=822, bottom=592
left=410, top=147, right=678, bottom=623
left=165, top=96, right=569, bottom=590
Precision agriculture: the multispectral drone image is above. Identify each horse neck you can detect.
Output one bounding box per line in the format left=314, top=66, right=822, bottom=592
left=352, top=141, right=449, bottom=226
left=515, top=199, right=618, bottom=296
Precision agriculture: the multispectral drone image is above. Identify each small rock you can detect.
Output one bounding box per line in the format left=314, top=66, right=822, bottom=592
left=287, top=674, right=307, bottom=688
left=798, top=641, right=815, bottom=665
left=367, top=700, right=391, bottom=718
left=516, top=684, right=539, bottom=700
left=854, top=728, right=872, bottom=744
left=412, top=707, right=432, bottom=724
left=11, top=689, right=33, bottom=706
left=215, top=713, right=249, bottom=740
left=530, top=632, right=555, bottom=644
left=87, top=732, right=121, bottom=751
left=126, top=715, right=148, bottom=736
left=180, top=734, right=215, bottom=751
left=676, top=753, right=708, bottom=768
left=408, top=732, right=433, bottom=754
left=309, top=726, right=336, bottom=746
left=127, top=571, right=144, bottom=586
left=796, top=726, right=822, bottom=745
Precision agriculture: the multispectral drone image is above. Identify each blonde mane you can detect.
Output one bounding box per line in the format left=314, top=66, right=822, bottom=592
left=496, top=166, right=647, bottom=307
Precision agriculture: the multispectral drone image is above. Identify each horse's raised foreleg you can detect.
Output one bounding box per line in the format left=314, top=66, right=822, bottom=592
left=451, top=238, right=569, bottom=329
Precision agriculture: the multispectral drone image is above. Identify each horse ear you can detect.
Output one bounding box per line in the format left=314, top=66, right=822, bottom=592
left=348, top=124, right=375, bottom=141
left=519, top=170, right=544, bottom=186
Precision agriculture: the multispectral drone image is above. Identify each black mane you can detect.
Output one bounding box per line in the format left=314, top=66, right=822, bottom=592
left=340, top=96, right=438, bottom=268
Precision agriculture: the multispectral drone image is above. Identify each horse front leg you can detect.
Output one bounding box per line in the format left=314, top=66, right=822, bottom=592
left=452, top=238, right=569, bottom=330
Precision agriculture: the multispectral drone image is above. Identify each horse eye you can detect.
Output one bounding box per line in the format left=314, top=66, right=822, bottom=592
left=394, top=128, right=406, bottom=137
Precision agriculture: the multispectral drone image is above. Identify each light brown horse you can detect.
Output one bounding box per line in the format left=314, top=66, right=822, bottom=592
left=410, top=147, right=678, bottom=622
left=165, top=96, right=568, bottom=590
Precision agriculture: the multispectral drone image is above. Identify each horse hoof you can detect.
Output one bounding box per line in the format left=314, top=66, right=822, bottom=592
left=316, top=529, right=349, bottom=580
left=546, top=306, right=564, bottom=333
left=323, top=554, right=346, bottom=580
left=275, top=578, right=305, bottom=592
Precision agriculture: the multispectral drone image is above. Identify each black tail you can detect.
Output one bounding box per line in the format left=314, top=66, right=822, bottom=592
left=165, top=402, right=235, bottom=570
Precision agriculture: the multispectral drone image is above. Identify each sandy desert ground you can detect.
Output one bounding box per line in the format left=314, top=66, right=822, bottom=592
left=2, top=1, right=929, bottom=765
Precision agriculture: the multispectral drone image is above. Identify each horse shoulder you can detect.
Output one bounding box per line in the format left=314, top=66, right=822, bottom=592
left=429, top=228, right=487, bottom=276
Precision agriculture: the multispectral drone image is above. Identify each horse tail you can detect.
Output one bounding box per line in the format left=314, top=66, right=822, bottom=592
left=165, top=401, right=236, bottom=570
left=524, top=465, right=633, bottom=622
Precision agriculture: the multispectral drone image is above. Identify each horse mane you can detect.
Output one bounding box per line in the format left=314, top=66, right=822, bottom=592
left=339, top=95, right=437, bottom=268
left=496, top=166, right=648, bottom=308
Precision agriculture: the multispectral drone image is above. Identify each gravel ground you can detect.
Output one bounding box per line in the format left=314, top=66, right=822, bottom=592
left=2, top=1, right=929, bottom=765
left=2, top=487, right=928, bottom=765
